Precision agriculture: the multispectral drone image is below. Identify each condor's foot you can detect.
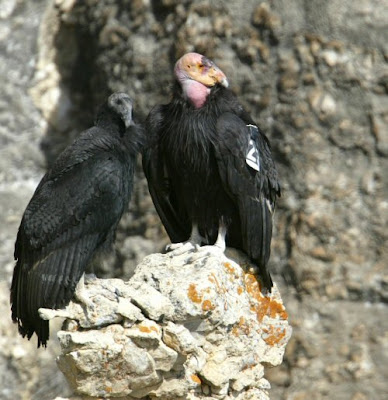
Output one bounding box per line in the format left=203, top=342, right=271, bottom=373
left=188, top=243, right=226, bottom=264
left=166, top=241, right=197, bottom=256
left=187, top=223, right=227, bottom=263
left=75, top=273, right=95, bottom=309
left=166, top=224, right=205, bottom=256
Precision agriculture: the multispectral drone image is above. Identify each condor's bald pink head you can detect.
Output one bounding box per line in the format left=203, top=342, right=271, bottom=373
left=174, top=52, right=229, bottom=108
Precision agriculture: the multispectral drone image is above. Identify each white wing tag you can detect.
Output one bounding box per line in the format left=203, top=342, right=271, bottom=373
left=246, top=125, right=260, bottom=172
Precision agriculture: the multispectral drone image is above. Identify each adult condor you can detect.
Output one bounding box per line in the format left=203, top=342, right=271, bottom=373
left=143, top=52, right=280, bottom=292
left=11, top=92, right=143, bottom=347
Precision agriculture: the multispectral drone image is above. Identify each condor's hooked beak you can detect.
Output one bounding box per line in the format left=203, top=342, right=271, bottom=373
left=206, top=62, right=229, bottom=88
left=175, top=52, right=229, bottom=88
left=108, top=92, right=134, bottom=128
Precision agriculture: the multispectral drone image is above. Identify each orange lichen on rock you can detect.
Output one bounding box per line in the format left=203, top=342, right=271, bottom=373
left=244, top=273, right=288, bottom=322
left=237, top=286, right=243, bottom=295
left=256, top=296, right=288, bottom=322
left=208, top=272, right=226, bottom=294
left=231, top=316, right=251, bottom=337
left=262, top=325, right=287, bottom=346
left=223, top=261, right=236, bottom=275
left=188, top=283, right=214, bottom=312
left=191, top=374, right=202, bottom=384
left=138, top=324, right=159, bottom=334
left=138, top=325, right=152, bottom=333
left=202, top=299, right=215, bottom=311
left=231, top=325, right=240, bottom=337
left=244, top=273, right=263, bottom=298
left=239, top=317, right=251, bottom=336
left=187, top=283, right=203, bottom=303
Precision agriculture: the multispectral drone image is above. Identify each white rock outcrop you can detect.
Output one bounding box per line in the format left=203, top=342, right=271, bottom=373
left=45, top=248, right=291, bottom=399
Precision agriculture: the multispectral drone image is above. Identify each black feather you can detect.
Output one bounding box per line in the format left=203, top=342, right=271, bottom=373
left=10, top=92, right=143, bottom=347
left=143, top=83, right=280, bottom=292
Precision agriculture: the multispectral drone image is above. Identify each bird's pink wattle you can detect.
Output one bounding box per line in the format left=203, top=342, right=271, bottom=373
left=181, top=79, right=211, bottom=108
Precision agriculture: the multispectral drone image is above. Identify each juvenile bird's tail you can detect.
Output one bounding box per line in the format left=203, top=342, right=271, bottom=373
left=10, top=259, right=49, bottom=348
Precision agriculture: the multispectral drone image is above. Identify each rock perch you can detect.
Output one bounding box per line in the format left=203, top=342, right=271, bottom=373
left=44, top=249, right=291, bottom=399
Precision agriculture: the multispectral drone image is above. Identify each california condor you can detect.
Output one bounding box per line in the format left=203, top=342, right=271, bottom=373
left=143, top=52, right=280, bottom=291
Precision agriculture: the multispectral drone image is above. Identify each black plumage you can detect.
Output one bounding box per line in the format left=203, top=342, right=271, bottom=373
left=143, top=53, right=280, bottom=291
left=11, top=92, right=143, bottom=347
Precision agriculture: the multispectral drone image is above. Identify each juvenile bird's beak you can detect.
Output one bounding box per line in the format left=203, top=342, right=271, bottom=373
left=117, top=96, right=134, bottom=128
left=122, top=114, right=133, bottom=129
left=108, top=92, right=133, bottom=129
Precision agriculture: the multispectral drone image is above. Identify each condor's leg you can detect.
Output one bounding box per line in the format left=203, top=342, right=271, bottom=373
left=213, top=223, right=227, bottom=252
left=74, top=273, right=95, bottom=309
left=189, top=221, right=227, bottom=261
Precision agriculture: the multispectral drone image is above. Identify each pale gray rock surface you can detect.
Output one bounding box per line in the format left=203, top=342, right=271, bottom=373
left=0, top=1, right=72, bottom=399
left=44, top=250, right=291, bottom=399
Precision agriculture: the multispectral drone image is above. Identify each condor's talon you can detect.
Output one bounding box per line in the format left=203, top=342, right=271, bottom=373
left=188, top=223, right=227, bottom=262
left=166, top=241, right=194, bottom=252
left=188, top=244, right=225, bottom=264
left=166, top=241, right=196, bottom=256
left=75, top=292, right=95, bottom=310
left=166, top=223, right=204, bottom=256
left=84, top=273, right=97, bottom=282
left=165, top=242, right=181, bottom=251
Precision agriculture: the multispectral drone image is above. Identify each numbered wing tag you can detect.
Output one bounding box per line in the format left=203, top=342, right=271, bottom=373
left=246, top=124, right=260, bottom=172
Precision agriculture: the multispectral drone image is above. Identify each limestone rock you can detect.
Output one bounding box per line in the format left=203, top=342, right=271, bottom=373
left=51, top=250, right=291, bottom=399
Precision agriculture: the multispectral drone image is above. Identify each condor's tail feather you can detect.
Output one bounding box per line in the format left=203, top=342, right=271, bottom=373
left=257, top=198, right=274, bottom=291
left=239, top=195, right=274, bottom=292
left=11, top=234, right=99, bottom=348
left=11, top=257, right=49, bottom=347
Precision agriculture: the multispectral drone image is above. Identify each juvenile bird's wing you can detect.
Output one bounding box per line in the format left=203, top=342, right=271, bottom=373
left=214, top=112, right=280, bottom=290
left=12, top=142, right=127, bottom=346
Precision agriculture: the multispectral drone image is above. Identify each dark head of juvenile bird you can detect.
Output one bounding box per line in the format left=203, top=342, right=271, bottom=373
left=95, top=92, right=145, bottom=153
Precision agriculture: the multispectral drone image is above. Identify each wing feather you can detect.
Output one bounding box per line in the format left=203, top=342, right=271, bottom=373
left=214, top=112, right=280, bottom=290
left=143, top=106, right=191, bottom=242
left=11, top=154, right=126, bottom=347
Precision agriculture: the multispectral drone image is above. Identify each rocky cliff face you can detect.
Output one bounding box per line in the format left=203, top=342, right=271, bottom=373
left=1, top=0, right=387, bottom=399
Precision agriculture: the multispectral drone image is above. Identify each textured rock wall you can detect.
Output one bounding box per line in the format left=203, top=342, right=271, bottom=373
left=1, top=0, right=387, bottom=399
left=0, top=1, right=72, bottom=399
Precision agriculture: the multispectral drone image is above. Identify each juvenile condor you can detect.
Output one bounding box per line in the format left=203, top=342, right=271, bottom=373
left=11, top=92, right=143, bottom=347
left=143, top=52, right=280, bottom=291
